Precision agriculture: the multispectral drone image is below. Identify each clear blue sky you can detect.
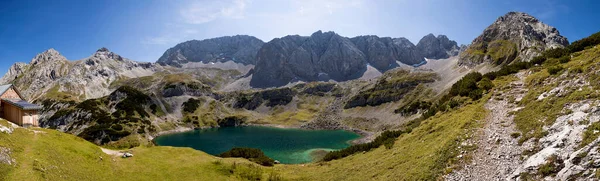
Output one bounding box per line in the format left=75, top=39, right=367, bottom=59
left=1, top=0, right=599, bottom=75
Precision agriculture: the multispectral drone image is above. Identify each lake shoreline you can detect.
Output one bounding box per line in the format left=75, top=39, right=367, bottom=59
left=152, top=123, right=374, bottom=145
left=154, top=125, right=361, bottom=164
left=246, top=123, right=375, bottom=144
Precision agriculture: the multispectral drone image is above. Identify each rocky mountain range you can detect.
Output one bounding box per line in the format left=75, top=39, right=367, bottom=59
left=157, top=35, right=264, bottom=67
left=459, top=12, right=569, bottom=67
left=1, top=48, right=157, bottom=101
left=250, top=31, right=368, bottom=88
left=249, top=31, right=461, bottom=88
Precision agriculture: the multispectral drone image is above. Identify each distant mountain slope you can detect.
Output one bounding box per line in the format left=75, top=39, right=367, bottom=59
left=459, top=12, right=569, bottom=67
left=0, top=48, right=157, bottom=101
left=157, top=35, right=264, bottom=67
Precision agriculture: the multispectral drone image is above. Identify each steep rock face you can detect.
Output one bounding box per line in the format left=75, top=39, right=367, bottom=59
left=416, top=34, right=460, bottom=59
left=250, top=31, right=367, bottom=88
left=250, top=31, right=449, bottom=88
left=0, top=62, right=27, bottom=84
left=393, top=37, right=426, bottom=65
left=458, top=12, right=569, bottom=67
left=2, top=48, right=158, bottom=101
left=157, top=35, right=264, bottom=67
left=350, top=36, right=424, bottom=71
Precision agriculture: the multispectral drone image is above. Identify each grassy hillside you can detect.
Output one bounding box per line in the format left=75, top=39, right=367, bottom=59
left=0, top=119, right=281, bottom=181
left=278, top=94, right=489, bottom=180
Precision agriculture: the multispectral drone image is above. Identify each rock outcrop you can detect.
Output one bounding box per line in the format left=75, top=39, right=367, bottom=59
left=41, top=86, right=160, bottom=145
left=416, top=34, right=460, bottom=59
left=458, top=12, right=569, bottom=67
left=157, top=35, right=264, bottom=67
left=0, top=62, right=27, bottom=84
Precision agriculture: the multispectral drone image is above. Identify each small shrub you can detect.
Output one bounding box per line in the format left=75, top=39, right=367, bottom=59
left=477, top=77, right=494, bottom=91
left=449, top=72, right=483, bottom=98
left=569, top=67, right=583, bottom=74
left=581, top=122, right=600, bottom=148
left=520, top=172, right=534, bottom=181
left=543, top=47, right=569, bottom=59
left=323, top=129, right=408, bottom=161
left=537, top=154, right=564, bottom=177
left=572, top=151, right=588, bottom=165
left=558, top=56, right=570, bottom=63
left=395, top=101, right=431, bottom=116
left=547, top=66, right=564, bottom=75
left=510, top=132, right=521, bottom=138
left=182, top=98, right=202, bottom=114
left=219, top=147, right=275, bottom=166
left=383, top=139, right=395, bottom=149
left=111, top=124, right=123, bottom=131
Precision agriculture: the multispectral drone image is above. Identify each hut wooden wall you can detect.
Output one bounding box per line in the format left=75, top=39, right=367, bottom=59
left=3, top=103, right=22, bottom=126
left=22, top=110, right=39, bottom=127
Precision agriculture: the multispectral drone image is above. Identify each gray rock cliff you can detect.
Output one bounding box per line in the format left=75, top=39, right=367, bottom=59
left=416, top=34, right=460, bottom=59
left=459, top=12, right=569, bottom=67
left=250, top=31, right=368, bottom=88
left=157, top=35, right=264, bottom=67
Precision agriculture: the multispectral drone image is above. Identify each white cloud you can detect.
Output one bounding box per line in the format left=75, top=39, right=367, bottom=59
left=180, top=0, right=248, bottom=24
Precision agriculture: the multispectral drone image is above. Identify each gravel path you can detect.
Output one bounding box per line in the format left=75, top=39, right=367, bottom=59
left=100, top=148, right=121, bottom=156
left=446, top=72, right=530, bottom=180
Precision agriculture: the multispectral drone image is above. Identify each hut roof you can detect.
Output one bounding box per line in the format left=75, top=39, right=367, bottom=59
left=2, top=98, right=42, bottom=110
left=0, top=84, right=25, bottom=100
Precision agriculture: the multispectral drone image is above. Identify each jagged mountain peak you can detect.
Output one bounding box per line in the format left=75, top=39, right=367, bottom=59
left=458, top=12, right=569, bottom=67
left=310, top=30, right=337, bottom=37
left=91, top=47, right=124, bottom=61
left=96, top=47, right=110, bottom=53
left=157, top=35, right=264, bottom=67
left=44, top=48, right=60, bottom=54
left=416, top=33, right=460, bottom=59
left=423, top=33, right=435, bottom=38
left=30, top=48, right=68, bottom=65
left=436, top=34, right=449, bottom=40
left=496, top=11, right=538, bottom=23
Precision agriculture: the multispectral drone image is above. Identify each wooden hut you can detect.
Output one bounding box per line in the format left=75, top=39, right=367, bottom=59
left=0, top=84, right=41, bottom=127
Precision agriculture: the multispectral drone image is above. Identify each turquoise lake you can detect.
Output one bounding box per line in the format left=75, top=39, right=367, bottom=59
left=154, top=126, right=360, bottom=164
